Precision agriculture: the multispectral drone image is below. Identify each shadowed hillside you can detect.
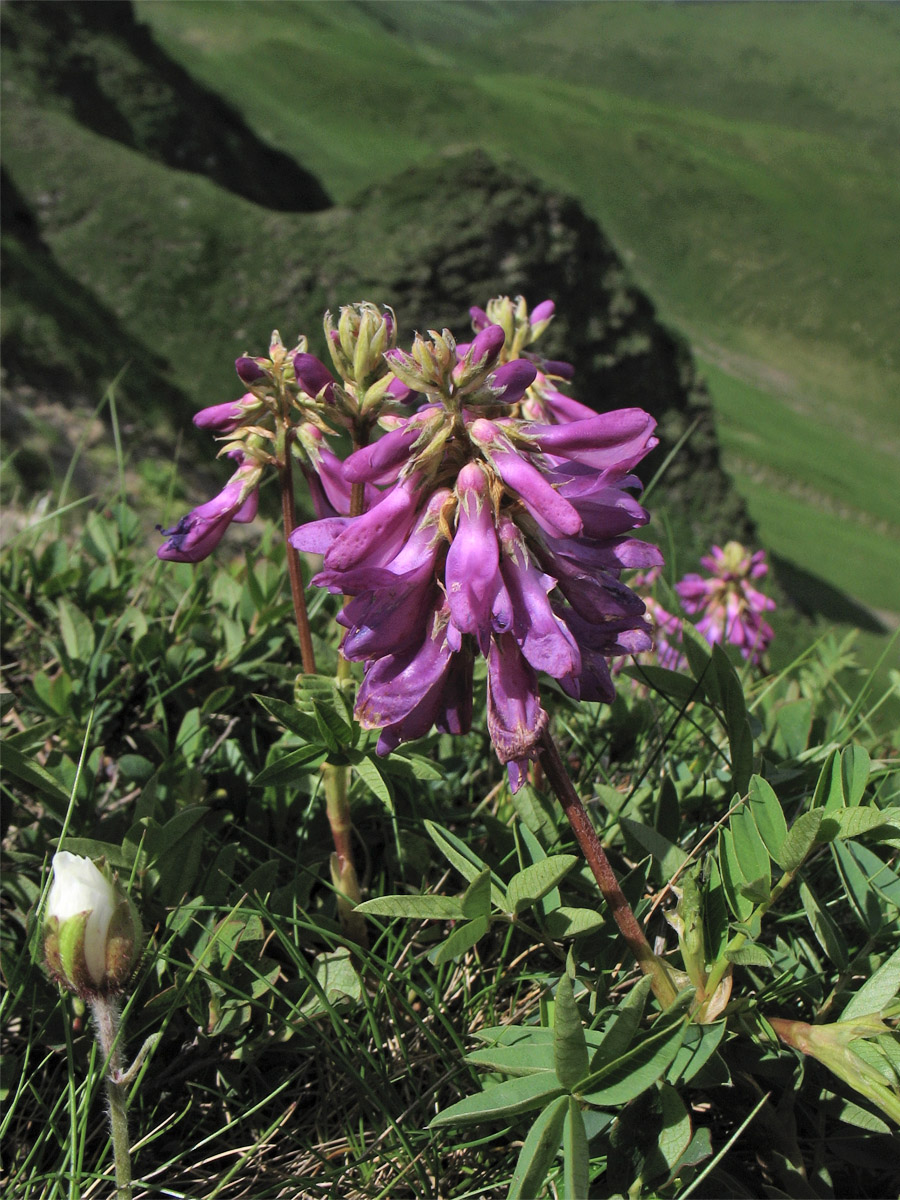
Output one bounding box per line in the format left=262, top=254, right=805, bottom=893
left=1, top=2, right=755, bottom=563
left=0, top=0, right=331, bottom=213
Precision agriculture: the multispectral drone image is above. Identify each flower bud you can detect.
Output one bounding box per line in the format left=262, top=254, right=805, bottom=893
left=235, top=356, right=267, bottom=386
left=43, top=852, right=142, bottom=997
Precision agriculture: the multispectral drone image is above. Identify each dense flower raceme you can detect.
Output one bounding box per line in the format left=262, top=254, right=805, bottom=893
left=290, top=300, right=663, bottom=788
left=676, top=541, right=775, bottom=664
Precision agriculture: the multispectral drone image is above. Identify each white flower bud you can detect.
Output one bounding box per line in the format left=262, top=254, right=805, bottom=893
left=44, top=852, right=141, bottom=996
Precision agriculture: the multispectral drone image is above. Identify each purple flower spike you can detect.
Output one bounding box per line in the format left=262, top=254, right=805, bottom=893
left=445, top=463, right=502, bottom=653
left=487, top=634, right=548, bottom=790
left=676, top=541, right=775, bottom=664
left=469, top=305, right=490, bottom=331
left=293, top=353, right=335, bottom=402
left=157, top=461, right=259, bottom=562
left=235, top=356, right=266, bottom=385
left=192, top=396, right=256, bottom=434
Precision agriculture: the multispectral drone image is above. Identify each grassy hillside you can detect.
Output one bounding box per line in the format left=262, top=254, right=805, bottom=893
left=136, top=0, right=900, bottom=627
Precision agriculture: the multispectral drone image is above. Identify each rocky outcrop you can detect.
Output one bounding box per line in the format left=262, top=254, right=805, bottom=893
left=327, top=150, right=755, bottom=553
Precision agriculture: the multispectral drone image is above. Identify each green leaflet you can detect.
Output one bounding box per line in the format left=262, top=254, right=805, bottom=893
left=429, top=915, right=491, bottom=965
left=506, top=855, right=578, bottom=915
left=562, top=1097, right=590, bottom=1200
left=553, top=973, right=589, bottom=1091
left=842, top=945, right=900, bottom=1021
left=747, top=775, right=788, bottom=863
left=507, top=1095, right=568, bottom=1200
left=429, top=1072, right=565, bottom=1128
left=579, top=1021, right=686, bottom=1106
left=355, top=894, right=464, bottom=920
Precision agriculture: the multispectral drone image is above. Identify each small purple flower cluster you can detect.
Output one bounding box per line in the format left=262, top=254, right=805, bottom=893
left=676, top=541, right=775, bottom=665
left=629, top=542, right=776, bottom=672
left=287, top=298, right=662, bottom=787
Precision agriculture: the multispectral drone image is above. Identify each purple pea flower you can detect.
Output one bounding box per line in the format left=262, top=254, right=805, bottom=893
left=293, top=353, right=335, bottom=403
left=497, top=517, right=580, bottom=684
left=157, top=457, right=260, bottom=562
left=292, top=474, right=424, bottom=573
left=235, top=356, right=267, bottom=386
left=487, top=634, right=549, bottom=790
left=356, top=599, right=473, bottom=754
left=469, top=418, right=583, bottom=538
left=337, top=489, right=450, bottom=660
left=483, top=360, right=538, bottom=406
left=445, top=463, right=503, bottom=653
left=192, top=394, right=259, bottom=434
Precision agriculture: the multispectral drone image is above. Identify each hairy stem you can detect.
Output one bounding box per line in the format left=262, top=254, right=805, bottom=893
left=537, top=729, right=678, bottom=1008
left=89, top=997, right=132, bottom=1200
left=321, top=761, right=368, bottom=945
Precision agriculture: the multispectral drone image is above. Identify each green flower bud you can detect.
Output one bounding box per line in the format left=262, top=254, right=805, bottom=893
left=43, top=852, right=142, bottom=998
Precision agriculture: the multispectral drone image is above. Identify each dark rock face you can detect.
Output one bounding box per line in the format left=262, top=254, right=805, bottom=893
left=330, top=150, right=755, bottom=553
left=0, top=0, right=331, bottom=213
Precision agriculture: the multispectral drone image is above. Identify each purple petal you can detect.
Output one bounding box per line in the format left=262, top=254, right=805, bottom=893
left=325, top=476, right=423, bottom=571
left=375, top=646, right=473, bottom=754
left=486, top=360, right=537, bottom=405
left=193, top=396, right=255, bottom=434
left=235, top=356, right=266, bottom=385
left=157, top=474, right=257, bottom=562
left=530, top=299, right=555, bottom=324
left=355, top=605, right=453, bottom=729
left=469, top=420, right=582, bottom=537
left=487, top=634, right=549, bottom=771
left=497, top=518, right=580, bottom=680
left=289, top=517, right=351, bottom=555
left=341, top=566, right=439, bottom=659
left=544, top=533, right=664, bottom=573
left=445, top=463, right=502, bottom=653
left=343, top=420, right=424, bottom=484
left=293, top=353, right=335, bottom=402
left=526, top=409, right=657, bottom=469
left=469, top=323, right=506, bottom=367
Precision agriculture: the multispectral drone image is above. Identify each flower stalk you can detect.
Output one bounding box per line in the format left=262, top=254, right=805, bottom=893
left=537, top=728, right=678, bottom=1008
left=89, top=996, right=133, bottom=1200
left=279, top=429, right=317, bottom=674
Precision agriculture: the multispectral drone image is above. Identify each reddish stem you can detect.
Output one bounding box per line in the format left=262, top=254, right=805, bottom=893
left=537, top=729, right=677, bottom=1008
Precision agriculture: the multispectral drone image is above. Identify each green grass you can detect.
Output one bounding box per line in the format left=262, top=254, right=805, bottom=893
left=3, top=463, right=900, bottom=1197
